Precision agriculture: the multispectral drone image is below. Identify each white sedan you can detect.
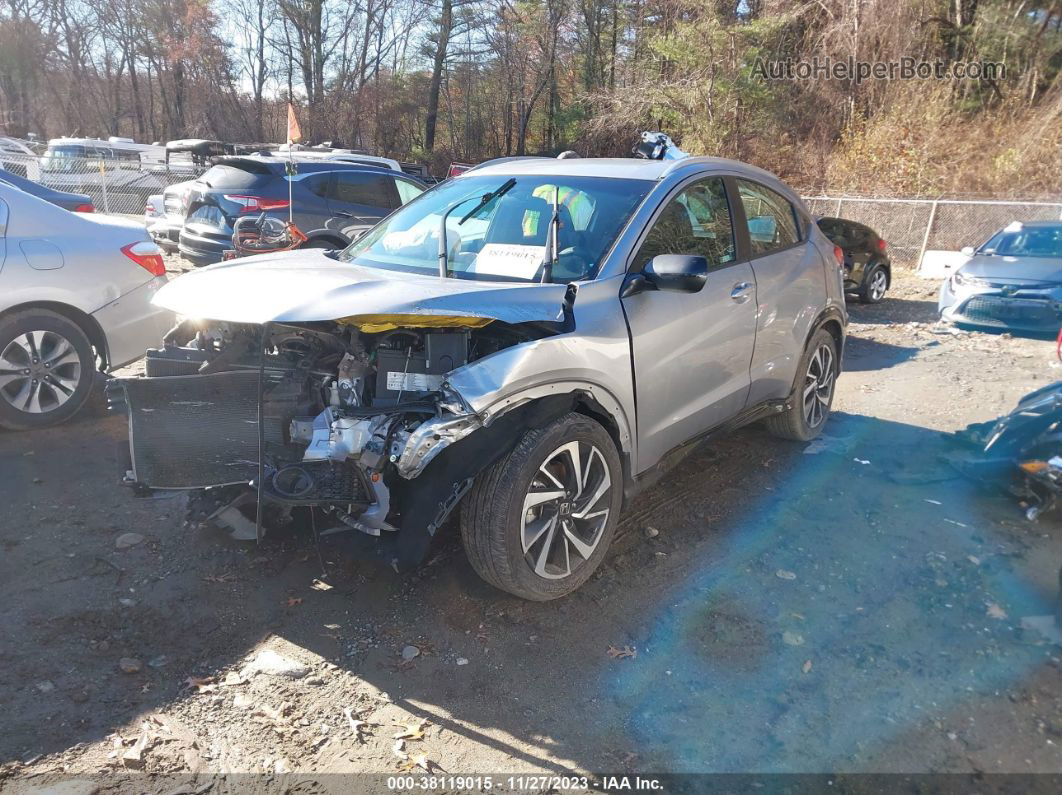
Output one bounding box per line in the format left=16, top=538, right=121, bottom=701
left=0, top=182, right=174, bottom=430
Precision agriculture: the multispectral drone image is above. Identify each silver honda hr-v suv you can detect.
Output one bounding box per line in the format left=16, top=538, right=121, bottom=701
left=109, top=155, right=846, bottom=600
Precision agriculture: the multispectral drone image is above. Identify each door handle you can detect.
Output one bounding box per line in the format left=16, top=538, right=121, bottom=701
left=730, top=282, right=753, bottom=303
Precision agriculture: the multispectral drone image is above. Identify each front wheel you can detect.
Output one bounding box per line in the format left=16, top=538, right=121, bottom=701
left=460, top=412, right=623, bottom=601
left=764, top=329, right=839, bottom=442
left=0, top=309, right=96, bottom=430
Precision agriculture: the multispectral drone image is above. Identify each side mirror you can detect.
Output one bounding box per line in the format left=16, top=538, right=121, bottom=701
left=645, top=254, right=708, bottom=293
left=621, top=255, right=709, bottom=297
left=960, top=246, right=975, bottom=257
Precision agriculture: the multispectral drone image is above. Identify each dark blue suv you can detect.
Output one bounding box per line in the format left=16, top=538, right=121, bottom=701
left=178, top=155, right=426, bottom=265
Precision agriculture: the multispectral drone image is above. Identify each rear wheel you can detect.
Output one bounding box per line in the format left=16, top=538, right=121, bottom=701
left=460, top=412, right=622, bottom=601
left=765, top=328, right=838, bottom=442
left=858, top=265, right=888, bottom=304
left=0, top=309, right=96, bottom=430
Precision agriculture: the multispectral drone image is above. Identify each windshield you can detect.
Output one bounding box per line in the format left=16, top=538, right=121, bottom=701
left=338, top=174, right=652, bottom=283
left=981, top=224, right=1062, bottom=259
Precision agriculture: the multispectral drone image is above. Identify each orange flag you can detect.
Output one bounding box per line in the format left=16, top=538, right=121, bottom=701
left=287, top=103, right=302, bottom=144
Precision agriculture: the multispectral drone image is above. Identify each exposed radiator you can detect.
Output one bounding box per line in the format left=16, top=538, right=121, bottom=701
left=109, top=370, right=284, bottom=489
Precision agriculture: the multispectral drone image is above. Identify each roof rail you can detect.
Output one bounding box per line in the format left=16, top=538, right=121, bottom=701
left=465, top=155, right=545, bottom=174
left=659, top=155, right=781, bottom=181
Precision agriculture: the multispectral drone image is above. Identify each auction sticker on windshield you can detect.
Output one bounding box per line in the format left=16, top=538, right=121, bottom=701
left=473, top=243, right=546, bottom=278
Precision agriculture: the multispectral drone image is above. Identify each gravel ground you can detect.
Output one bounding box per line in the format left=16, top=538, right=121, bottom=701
left=3, top=270, right=1062, bottom=792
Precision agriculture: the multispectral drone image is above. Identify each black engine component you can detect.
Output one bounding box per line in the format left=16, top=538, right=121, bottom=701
left=373, top=332, right=468, bottom=407
left=144, top=346, right=211, bottom=377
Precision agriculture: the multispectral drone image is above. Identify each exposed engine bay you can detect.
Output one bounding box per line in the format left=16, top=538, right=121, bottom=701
left=107, top=315, right=562, bottom=565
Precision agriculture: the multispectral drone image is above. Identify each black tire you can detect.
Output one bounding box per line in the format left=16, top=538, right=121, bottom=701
left=301, top=238, right=341, bottom=250
left=460, top=412, right=623, bottom=601
left=764, top=328, right=839, bottom=442
left=0, top=309, right=96, bottom=431
left=858, top=264, right=888, bottom=304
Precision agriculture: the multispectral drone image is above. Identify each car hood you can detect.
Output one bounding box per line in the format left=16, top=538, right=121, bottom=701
left=960, top=254, right=1062, bottom=284
left=152, top=250, right=571, bottom=324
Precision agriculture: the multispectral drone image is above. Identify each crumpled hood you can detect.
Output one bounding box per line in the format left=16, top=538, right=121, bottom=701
left=960, top=254, right=1062, bottom=284
left=153, top=250, right=570, bottom=324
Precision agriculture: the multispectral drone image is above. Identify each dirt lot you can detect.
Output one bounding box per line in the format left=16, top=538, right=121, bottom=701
left=4, top=271, right=1062, bottom=792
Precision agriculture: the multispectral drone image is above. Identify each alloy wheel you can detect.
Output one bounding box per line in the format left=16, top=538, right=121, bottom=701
left=0, top=330, right=82, bottom=414
left=802, top=343, right=835, bottom=429
left=521, top=440, right=612, bottom=580
left=869, top=269, right=888, bottom=301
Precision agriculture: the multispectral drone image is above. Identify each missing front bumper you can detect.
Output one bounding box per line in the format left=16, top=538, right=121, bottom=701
left=107, top=370, right=285, bottom=489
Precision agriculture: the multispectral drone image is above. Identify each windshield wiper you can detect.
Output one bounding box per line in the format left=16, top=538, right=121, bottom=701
left=437, top=178, right=517, bottom=278
left=539, top=185, right=561, bottom=284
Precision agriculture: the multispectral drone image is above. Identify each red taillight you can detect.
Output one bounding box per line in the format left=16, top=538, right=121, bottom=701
left=877, top=238, right=887, bottom=251
left=73, top=203, right=94, bottom=213
left=145, top=203, right=157, bottom=216
left=121, top=241, right=166, bottom=277
left=223, top=194, right=291, bottom=214
left=833, top=245, right=844, bottom=266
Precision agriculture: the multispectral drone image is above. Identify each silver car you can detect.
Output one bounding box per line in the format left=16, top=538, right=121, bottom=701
left=939, top=221, right=1062, bottom=334
left=109, top=156, right=846, bottom=600
left=0, top=183, right=173, bottom=430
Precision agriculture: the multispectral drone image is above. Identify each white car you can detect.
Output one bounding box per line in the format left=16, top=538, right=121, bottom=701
left=0, top=182, right=174, bottom=430
left=145, top=181, right=195, bottom=254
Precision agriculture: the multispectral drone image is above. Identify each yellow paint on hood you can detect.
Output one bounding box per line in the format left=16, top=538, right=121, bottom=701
left=336, top=314, right=495, bottom=333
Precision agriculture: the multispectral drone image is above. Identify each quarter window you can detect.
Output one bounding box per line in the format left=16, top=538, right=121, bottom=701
left=736, top=179, right=801, bottom=255
left=395, top=179, right=424, bottom=205
left=632, top=177, right=736, bottom=271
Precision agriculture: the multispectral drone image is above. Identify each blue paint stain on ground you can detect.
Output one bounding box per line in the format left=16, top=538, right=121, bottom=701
left=607, top=412, right=1053, bottom=772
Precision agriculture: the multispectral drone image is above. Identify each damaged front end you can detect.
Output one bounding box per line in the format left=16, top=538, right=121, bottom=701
left=107, top=312, right=562, bottom=567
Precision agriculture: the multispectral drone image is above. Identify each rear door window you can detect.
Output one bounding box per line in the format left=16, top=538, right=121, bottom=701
left=303, top=173, right=332, bottom=199
left=330, top=172, right=398, bottom=210
left=736, top=179, right=801, bottom=256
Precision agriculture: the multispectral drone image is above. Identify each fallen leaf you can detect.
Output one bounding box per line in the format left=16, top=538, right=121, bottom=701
left=183, top=676, right=217, bottom=693
left=775, top=569, right=797, bottom=580
left=286, top=597, right=303, bottom=607
left=802, top=660, right=813, bottom=674
left=310, top=578, right=333, bottom=591
left=393, top=718, right=429, bottom=741
left=343, top=706, right=374, bottom=742
left=607, top=644, right=636, bottom=659
left=411, top=754, right=433, bottom=772
left=986, top=603, right=1008, bottom=620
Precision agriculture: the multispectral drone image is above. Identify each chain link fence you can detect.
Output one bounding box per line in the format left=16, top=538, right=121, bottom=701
left=803, top=196, right=1062, bottom=270
left=1, top=137, right=206, bottom=215
left=32, top=157, right=206, bottom=215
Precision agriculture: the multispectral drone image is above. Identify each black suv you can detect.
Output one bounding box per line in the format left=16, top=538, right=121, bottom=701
left=817, top=216, right=892, bottom=304
left=178, top=156, right=426, bottom=265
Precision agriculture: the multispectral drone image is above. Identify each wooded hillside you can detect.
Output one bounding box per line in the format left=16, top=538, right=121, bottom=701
left=1, top=0, right=1060, bottom=195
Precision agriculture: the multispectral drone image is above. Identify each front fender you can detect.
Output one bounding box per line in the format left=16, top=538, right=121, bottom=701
left=444, top=337, right=634, bottom=454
